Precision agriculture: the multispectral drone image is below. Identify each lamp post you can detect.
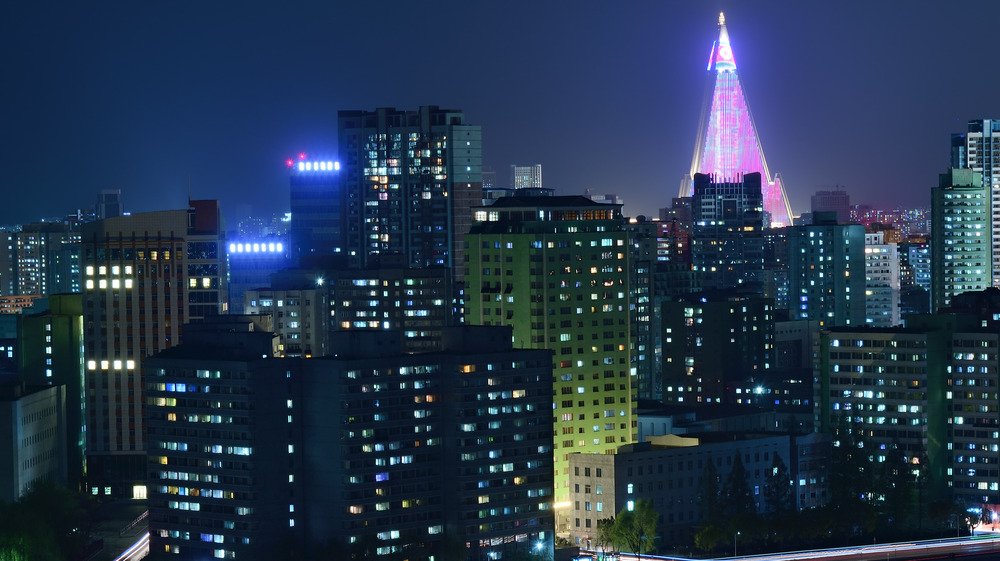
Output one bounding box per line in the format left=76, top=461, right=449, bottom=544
left=734, top=530, right=741, bottom=557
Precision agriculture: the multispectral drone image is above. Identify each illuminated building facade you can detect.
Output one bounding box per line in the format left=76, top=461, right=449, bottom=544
left=289, top=156, right=343, bottom=263
left=464, top=196, right=637, bottom=530
left=511, top=164, right=543, bottom=190
left=338, top=106, right=482, bottom=279
left=81, top=200, right=227, bottom=497
left=0, top=294, right=42, bottom=314
left=931, top=169, right=991, bottom=312
left=147, top=320, right=553, bottom=561
left=226, top=238, right=290, bottom=315
left=681, top=13, right=793, bottom=228
left=952, top=119, right=1000, bottom=286
left=690, top=171, right=765, bottom=290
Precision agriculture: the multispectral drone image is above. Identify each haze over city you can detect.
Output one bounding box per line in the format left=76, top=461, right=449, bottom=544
left=8, top=2, right=1000, bottom=560
left=3, top=1, right=998, bottom=224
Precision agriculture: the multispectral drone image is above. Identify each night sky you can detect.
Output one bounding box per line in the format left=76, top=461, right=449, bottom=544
left=3, top=1, right=999, bottom=226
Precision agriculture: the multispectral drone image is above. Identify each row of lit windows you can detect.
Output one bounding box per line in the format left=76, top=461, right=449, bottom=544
left=85, top=278, right=133, bottom=290
left=86, top=265, right=133, bottom=276
left=86, top=359, right=135, bottom=370
left=164, top=413, right=232, bottom=424
left=159, top=470, right=219, bottom=483
left=159, top=441, right=251, bottom=456
left=160, top=486, right=234, bottom=500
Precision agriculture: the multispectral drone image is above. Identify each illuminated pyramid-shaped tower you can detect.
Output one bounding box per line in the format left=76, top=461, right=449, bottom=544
left=680, top=12, right=793, bottom=227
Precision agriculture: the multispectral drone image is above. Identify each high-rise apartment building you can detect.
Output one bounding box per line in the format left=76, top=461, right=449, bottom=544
left=680, top=13, right=793, bottom=227
left=931, top=168, right=991, bottom=312
left=814, top=314, right=997, bottom=505
left=464, top=196, right=636, bottom=528
left=660, top=289, right=774, bottom=405
left=8, top=222, right=78, bottom=297
left=690, top=172, right=765, bottom=290
left=899, top=240, right=932, bottom=316
left=786, top=212, right=866, bottom=327
left=511, top=164, right=542, bottom=190
left=147, top=319, right=553, bottom=561
left=81, top=200, right=227, bottom=496
left=864, top=231, right=900, bottom=327
left=327, top=261, right=459, bottom=354
left=244, top=271, right=327, bottom=358
left=0, top=233, right=15, bottom=297
left=338, top=106, right=481, bottom=279
left=951, top=119, right=1000, bottom=286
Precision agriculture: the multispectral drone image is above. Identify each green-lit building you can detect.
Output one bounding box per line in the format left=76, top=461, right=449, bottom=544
left=932, top=168, right=991, bottom=312
left=464, top=196, right=637, bottom=530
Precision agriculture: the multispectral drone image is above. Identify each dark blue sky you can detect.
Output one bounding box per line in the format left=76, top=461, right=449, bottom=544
left=3, top=1, right=999, bottom=225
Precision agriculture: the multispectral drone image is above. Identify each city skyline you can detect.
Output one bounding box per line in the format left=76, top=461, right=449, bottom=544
left=3, top=2, right=1000, bottom=225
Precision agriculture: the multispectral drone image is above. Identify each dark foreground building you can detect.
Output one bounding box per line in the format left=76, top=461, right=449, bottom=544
left=146, top=316, right=554, bottom=560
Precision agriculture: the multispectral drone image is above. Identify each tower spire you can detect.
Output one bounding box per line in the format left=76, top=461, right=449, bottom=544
left=679, top=13, right=794, bottom=227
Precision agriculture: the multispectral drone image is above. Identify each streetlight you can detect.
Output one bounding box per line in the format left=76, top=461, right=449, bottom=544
left=734, top=530, right=741, bottom=557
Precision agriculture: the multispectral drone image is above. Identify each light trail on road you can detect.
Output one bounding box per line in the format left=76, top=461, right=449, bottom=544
left=585, top=534, right=1000, bottom=561
left=112, top=531, right=150, bottom=561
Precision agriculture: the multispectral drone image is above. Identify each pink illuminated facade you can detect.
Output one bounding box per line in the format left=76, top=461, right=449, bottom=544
left=681, top=13, right=794, bottom=227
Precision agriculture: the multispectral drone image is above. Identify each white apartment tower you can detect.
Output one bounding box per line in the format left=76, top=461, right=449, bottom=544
left=864, top=231, right=900, bottom=327
left=952, top=119, right=1000, bottom=286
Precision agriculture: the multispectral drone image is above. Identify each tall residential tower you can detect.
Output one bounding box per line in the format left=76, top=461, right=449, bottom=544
left=338, top=106, right=481, bottom=280
left=81, top=201, right=227, bottom=496
left=464, top=196, right=636, bottom=530
left=951, top=119, right=1000, bottom=286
